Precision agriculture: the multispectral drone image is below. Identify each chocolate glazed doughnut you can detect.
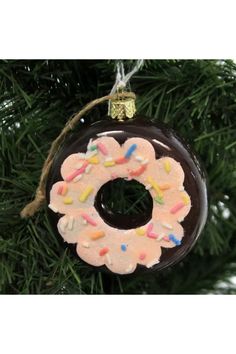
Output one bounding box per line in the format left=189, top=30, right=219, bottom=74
left=46, top=117, right=208, bottom=275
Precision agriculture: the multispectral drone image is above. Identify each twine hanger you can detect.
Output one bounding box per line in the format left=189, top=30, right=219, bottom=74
left=20, top=60, right=144, bottom=218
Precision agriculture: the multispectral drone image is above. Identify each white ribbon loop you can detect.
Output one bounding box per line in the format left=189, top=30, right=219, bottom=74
left=110, top=60, right=144, bottom=95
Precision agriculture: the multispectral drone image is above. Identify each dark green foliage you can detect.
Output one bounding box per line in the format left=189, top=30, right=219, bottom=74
left=0, top=60, right=236, bottom=294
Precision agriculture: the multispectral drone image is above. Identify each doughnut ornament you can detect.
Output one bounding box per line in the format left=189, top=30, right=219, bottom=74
left=46, top=119, right=208, bottom=275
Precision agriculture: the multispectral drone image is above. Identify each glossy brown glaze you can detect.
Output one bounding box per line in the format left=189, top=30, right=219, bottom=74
left=46, top=116, right=208, bottom=275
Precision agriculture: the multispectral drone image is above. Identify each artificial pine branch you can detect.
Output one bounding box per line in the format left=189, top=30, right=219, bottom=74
left=0, top=60, right=235, bottom=294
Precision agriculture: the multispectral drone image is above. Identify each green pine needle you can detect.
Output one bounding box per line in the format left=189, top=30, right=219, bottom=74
left=0, top=60, right=236, bottom=294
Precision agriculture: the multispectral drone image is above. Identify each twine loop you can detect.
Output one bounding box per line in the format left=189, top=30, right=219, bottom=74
left=20, top=91, right=136, bottom=218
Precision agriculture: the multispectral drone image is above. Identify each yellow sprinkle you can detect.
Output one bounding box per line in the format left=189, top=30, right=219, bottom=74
left=63, top=196, right=73, bottom=204
left=79, top=186, right=94, bottom=202
left=182, top=194, right=190, bottom=205
left=88, top=156, right=99, bottom=164
left=61, top=184, right=68, bottom=195
left=147, top=176, right=163, bottom=197
left=90, top=230, right=105, bottom=240
left=159, top=183, right=170, bottom=190
left=104, top=161, right=115, bottom=167
left=164, top=160, right=171, bottom=173
left=135, top=227, right=145, bottom=236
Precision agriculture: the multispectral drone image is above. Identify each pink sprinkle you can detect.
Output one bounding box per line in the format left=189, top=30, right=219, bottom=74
left=170, top=202, right=185, bottom=214
left=139, top=252, right=146, bottom=260
left=147, top=232, right=158, bottom=239
left=99, top=247, right=109, bottom=256
left=57, top=185, right=63, bottom=195
left=81, top=213, right=97, bottom=226
left=146, top=223, right=153, bottom=236
left=97, top=142, right=108, bottom=155
left=65, top=161, right=89, bottom=182
left=163, top=236, right=170, bottom=242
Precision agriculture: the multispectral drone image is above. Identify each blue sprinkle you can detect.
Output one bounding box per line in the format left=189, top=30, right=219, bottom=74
left=169, top=234, right=181, bottom=246
left=124, top=144, right=137, bottom=159
left=121, top=244, right=127, bottom=252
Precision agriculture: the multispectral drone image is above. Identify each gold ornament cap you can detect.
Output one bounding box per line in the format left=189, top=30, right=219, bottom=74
left=109, top=95, right=136, bottom=121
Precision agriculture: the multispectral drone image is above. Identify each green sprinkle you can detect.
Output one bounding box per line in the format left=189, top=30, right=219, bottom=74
left=89, top=145, right=97, bottom=151
left=155, top=196, right=164, bottom=205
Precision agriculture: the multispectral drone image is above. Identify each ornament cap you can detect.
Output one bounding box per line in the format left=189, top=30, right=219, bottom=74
left=109, top=95, right=136, bottom=121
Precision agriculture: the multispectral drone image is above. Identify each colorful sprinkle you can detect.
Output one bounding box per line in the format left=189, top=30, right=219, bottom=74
left=135, top=155, right=143, bottom=162
left=82, top=241, right=90, bottom=248
left=63, top=196, right=73, bottom=204
left=48, top=203, right=58, bottom=213
left=139, top=252, right=146, bottom=261
left=57, top=186, right=63, bottom=194
left=157, top=233, right=165, bottom=241
left=141, top=158, right=149, bottom=165
left=124, top=144, right=137, bottom=159
left=162, top=222, right=173, bottom=230
left=88, top=145, right=97, bottom=151
left=164, top=160, right=171, bottom=173
left=68, top=216, right=74, bottom=230
left=129, top=164, right=147, bottom=177
left=115, top=156, right=128, bottom=164
left=147, top=259, right=160, bottom=268
left=146, top=223, right=153, bottom=235
left=99, top=247, right=109, bottom=256
left=65, top=161, right=89, bottom=182
left=97, top=142, right=108, bottom=155
left=85, top=165, right=92, bottom=173
left=147, top=177, right=163, bottom=197
left=147, top=232, right=158, bottom=239
left=90, top=230, right=105, bottom=240
left=104, top=161, right=115, bottom=167
left=81, top=213, right=97, bottom=226
left=170, top=201, right=185, bottom=214
left=182, top=194, right=190, bottom=205
left=154, top=196, right=164, bottom=205
left=79, top=186, right=94, bottom=202
left=73, top=174, right=82, bottom=182
left=57, top=183, right=68, bottom=196
left=163, top=236, right=170, bottom=242
left=135, top=227, right=145, bottom=236
left=121, top=244, right=127, bottom=252
left=88, top=156, right=99, bottom=164
left=169, top=234, right=181, bottom=246
left=145, top=184, right=152, bottom=190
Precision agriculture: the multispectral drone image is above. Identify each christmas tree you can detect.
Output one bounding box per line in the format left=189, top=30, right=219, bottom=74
left=1, top=59, right=236, bottom=294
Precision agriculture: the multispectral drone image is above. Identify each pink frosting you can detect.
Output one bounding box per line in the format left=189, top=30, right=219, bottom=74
left=49, top=136, right=191, bottom=274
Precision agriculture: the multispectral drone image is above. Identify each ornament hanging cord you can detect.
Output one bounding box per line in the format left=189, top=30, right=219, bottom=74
left=20, top=60, right=144, bottom=218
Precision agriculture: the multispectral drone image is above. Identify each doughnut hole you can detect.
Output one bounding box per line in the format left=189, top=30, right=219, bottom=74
left=94, top=178, right=153, bottom=230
